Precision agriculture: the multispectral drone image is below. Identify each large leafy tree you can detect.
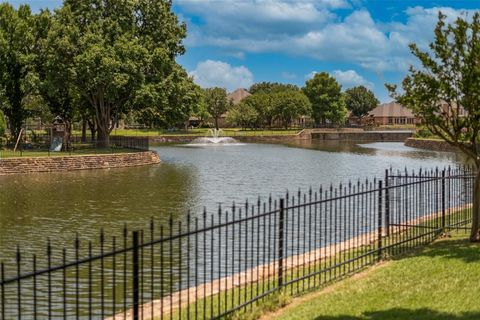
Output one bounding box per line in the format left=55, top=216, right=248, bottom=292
left=272, top=91, right=312, bottom=129
left=227, top=101, right=258, bottom=129
left=204, top=87, right=228, bottom=130
left=344, top=85, right=379, bottom=120
left=238, top=93, right=275, bottom=128
left=387, top=12, right=480, bottom=241
left=36, top=8, right=80, bottom=148
left=303, top=72, right=347, bottom=125
left=0, top=4, right=39, bottom=138
left=249, top=82, right=299, bottom=95
left=50, top=0, right=194, bottom=146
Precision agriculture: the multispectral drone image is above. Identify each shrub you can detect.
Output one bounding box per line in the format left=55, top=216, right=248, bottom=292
left=415, top=126, right=434, bottom=138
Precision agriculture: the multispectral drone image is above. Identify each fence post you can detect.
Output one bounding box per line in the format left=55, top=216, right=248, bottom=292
left=385, top=170, right=390, bottom=237
left=132, top=231, right=140, bottom=320
left=277, top=198, right=285, bottom=289
left=377, top=181, right=383, bottom=262
left=441, top=169, right=446, bottom=230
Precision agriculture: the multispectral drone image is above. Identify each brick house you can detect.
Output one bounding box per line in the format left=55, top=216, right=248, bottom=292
left=349, top=101, right=419, bottom=125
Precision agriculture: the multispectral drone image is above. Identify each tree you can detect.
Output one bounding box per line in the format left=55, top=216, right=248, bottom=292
left=226, top=101, right=258, bottom=129
left=37, top=8, right=80, bottom=149
left=272, top=91, right=312, bottom=129
left=303, top=72, right=347, bottom=125
left=387, top=12, right=480, bottom=241
left=344, top=86, right=379, bottom=120
left=236, top=93, right=274, bottom=128
left=0, top=4, right=39, bottom=138
left=249, top=82, right=299, bottom=95
left=190, top=93, right=211, bottom=127
left=204, top=87, right=228, bottom=130
left=51, top=0, right=193, bottom=146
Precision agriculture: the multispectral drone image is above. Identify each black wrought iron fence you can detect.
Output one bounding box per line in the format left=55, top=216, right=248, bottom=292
left=0, top=135, right=149, bottom=159
left=0, top=166, right=475, bottom=320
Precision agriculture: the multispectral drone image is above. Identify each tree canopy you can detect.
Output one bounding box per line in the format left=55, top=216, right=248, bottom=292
left=387, top=12, right=480, bottom=241
left=344, top=86, right=379, bottom=119
left=203, top=87, right=228, bottom=130
left=249, top=82, right=299, bottom=95
left=303, top=72, right=347, bottom=125
left=0, top=1, right=199, bottom=145
left=0, top=4, right=39, bottom=138
left=272, top=91, right=312, bottom=129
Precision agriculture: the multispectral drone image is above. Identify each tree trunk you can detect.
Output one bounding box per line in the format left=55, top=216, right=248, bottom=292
left=215, top=116, right=219, bottom=130
left=81, top=120, right=87, bottom=143
left=469, top=167, right=480, bottom=242
left=88, top=120, right=96, bottom=143
left=63, top=121, right=72, bottom=151
left=97, top=126, right=110, bottom=148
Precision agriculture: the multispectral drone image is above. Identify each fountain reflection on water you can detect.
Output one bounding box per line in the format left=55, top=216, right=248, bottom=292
left=188, top=128, right=242, bottom=146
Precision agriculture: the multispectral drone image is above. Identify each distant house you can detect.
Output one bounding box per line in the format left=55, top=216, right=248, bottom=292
left=349, top=101, right=419, bottom=125
left=215, top=88, right=252, bottom=127
left=227, top=88, right=251, bottom=105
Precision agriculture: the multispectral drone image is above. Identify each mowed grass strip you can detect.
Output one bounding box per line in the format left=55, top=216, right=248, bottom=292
left=261, top=231, right=480, bottom=320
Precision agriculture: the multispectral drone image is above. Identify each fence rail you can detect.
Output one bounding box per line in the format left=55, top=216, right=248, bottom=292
left=0, top=166, right=475, bottom=319
left=0, top=134, right=149, bottom=159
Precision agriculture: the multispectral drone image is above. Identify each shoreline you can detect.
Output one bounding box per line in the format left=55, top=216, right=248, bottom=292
left=0, top=151, right=160, bottom=175
left=404, top=137, right=458, bottom=152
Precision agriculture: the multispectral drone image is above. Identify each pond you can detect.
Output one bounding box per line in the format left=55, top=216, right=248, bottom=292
left=0, top=140, right=464, bottom=263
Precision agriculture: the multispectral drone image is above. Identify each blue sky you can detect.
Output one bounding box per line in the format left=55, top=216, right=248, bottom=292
left=7, top=0, right=480, bottom=102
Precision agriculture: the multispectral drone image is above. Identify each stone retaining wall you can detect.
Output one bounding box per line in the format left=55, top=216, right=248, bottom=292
left=404, top=138, right=458, bottom=152
left=0, top=151, right=160, bottom=175
left=311, top=131, right=413, bottom=141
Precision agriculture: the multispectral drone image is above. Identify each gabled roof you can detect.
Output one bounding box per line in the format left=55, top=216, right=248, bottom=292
left=227, top=88, right=251, bottom=105
left=369, top=102, right=415, bottom=118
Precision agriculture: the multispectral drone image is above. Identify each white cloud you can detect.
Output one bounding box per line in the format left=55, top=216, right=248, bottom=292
left=179, top=0, right=336, bottom=43
left=306, top=71, right=318, bottom=80
left=305, top=70, right=373, bottom=89
left=332, top=70, right=374, bottom=89
left=281, top=71, right=297, bottom=80
left=189, top=60, right=254, bottom=91
left=177, top=2, right=476, bottom=73
left=226, top=51, right=246, bottom=60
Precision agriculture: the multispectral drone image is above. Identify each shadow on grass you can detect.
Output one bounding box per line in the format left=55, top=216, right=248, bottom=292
left=390, top=235, right=480, bottom=264
left=314, top=308, right=480, bottom=320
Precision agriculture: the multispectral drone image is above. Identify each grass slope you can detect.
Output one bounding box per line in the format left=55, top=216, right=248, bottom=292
left=262, top=232, right=480, bottom=320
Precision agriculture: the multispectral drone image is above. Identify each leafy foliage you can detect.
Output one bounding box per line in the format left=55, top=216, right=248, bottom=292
left=344, top=85, right=379, bottom=119
left=203, top=87, right=228, bottom=130
left=227, top=86, right=311, bottom=129
left=0, top=1, right=198, bottom=144
left=0, top=4, right=40, bottom=138
left=387, top=12, right=480, bottom=241
left=303, top=72, right=347, bottom=125
left=249, top=82, right=299, bottom=95
left=227, top=101, right=258, bottom=129
left=0, top=109, right=6, bottom=136
left=272, top=91, right=312, bottom=129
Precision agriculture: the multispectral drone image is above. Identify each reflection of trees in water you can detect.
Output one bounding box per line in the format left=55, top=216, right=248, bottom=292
left=286, top=140, right=468, bottom=163
left=0, top=164, right=198, bottom=268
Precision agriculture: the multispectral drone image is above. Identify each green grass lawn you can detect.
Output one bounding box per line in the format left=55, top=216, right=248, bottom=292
left=262, top=231, right=480, bottom=320
left=107, top=128, right=301, bottom=137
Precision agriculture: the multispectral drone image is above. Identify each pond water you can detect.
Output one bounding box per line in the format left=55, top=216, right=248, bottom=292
left=0, top=140, right=464, bottom=263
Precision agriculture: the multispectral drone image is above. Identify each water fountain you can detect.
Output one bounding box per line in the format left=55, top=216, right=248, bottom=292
left=188, top=129, right=241, bottom=146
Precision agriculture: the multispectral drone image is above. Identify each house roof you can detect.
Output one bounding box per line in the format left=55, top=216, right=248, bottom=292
left=227, top=88, right=251, bottom=105
left=369, top=102, right=415, bottom=118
